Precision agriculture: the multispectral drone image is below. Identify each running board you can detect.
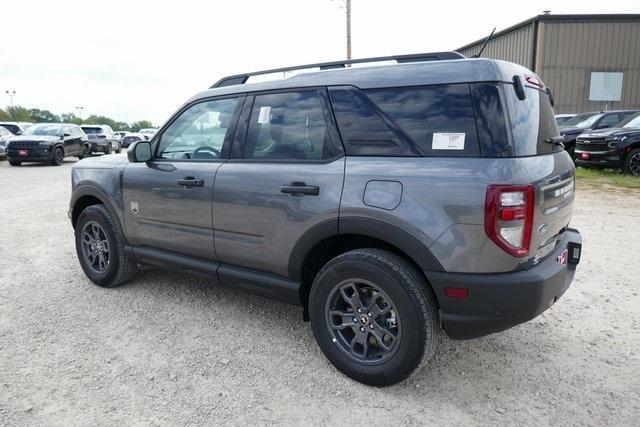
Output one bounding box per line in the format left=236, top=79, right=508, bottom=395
left=126, top=246, right=301, bottom=306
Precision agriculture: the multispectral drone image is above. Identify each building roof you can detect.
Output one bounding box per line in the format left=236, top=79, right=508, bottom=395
left=457, top=13, right=640, bottom=52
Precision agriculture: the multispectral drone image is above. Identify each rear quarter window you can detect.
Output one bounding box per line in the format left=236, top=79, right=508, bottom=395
left=329, top=84, right=481, bottom=157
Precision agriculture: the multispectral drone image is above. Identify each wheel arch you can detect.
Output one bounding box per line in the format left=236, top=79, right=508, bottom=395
left=70, top=185, right=123, bottom=232
left=289, top=217, right=444, bottom=310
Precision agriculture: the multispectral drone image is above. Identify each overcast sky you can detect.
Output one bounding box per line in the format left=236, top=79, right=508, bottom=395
left=2, top=0, right=639, bottom=125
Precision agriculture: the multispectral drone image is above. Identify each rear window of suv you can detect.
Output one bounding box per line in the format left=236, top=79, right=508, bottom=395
left=503, top=84, right=561, bottom=156
left=81, top=127, right=103, bottom=134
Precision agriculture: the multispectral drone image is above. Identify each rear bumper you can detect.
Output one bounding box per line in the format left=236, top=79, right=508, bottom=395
left=427, top=228, right=582, bottom=339
left=90, top=141, right=109, bottom=151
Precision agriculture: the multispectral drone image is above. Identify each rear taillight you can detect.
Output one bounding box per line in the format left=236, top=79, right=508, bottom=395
left=485, top=185, right=535, bottom=257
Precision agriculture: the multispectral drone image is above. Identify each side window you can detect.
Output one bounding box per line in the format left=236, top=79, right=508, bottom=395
left=157, top=97, right=241, bottom=161
left=599, top=114, right=620, bottom=128
left=63, top=125, right=73, bottom=136
left=329, top=87, right=416, bottom=156
left=244, top=90, right=335, bottom=161
left=365, top=84, right=480, bottom=157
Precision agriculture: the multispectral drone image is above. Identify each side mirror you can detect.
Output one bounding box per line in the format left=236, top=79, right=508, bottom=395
left=127, top=141, right=152, bottom=163
left=595, top=123, right=609, bottom=130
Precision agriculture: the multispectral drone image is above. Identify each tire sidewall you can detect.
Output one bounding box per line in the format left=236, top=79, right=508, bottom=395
left=625, top=149, right=640, bottom=176
left=75, top=206, right=123, bottom=286
left=53, top=147, right=64, bottom=166
left=309, top=254, right=429, bottom=385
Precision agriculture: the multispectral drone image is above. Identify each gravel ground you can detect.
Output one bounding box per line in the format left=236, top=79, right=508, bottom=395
left=0, top=157, right=639, bottom=425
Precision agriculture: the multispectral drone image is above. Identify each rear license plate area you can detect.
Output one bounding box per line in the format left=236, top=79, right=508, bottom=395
left=580, top=152, right=591, bottom=160
left=567, top=242, right=581, bottom=265
left=18, top=149, right=28, bottom=156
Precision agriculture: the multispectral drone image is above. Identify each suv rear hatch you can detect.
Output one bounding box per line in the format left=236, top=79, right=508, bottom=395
left=498, top=66, right=575, bottom=266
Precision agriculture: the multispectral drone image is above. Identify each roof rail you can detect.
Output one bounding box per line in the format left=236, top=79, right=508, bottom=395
left=210, top=51, right=466, bottom=88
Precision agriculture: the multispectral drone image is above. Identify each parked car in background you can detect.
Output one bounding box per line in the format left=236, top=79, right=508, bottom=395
left=81, top=125, right=121, bottom=154
left=69, top=54, right=582, bottom=386
left=560, top=110, right=638, bottom=158
left=114, top=131, right=127, bottom=139
left=138, top=128, right=157, bottom=140
left=575, top=111, right=640, bottom=175
left=6, top=123, right=89, bottom=166
left=555, top=113, right=575, bottom=126
left=0, top=125, right=13, bottom=159
left=0, top=121, right=34, bottom=135
left=120, top=132, right=145, bottom=148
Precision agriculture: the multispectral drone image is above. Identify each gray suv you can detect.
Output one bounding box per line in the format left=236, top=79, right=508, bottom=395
left=69, top=52, right=582, bottom=386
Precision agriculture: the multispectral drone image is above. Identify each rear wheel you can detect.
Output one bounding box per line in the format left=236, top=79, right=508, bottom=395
left=115, top=143, right=121, bottom=154
left=309, top=249, right=438, bottom=386
left=78, top=144, right=90, bottom=159
left=8, top=160, right=21, bottom=166
left=624, top=149, right=640, bottom=176
left=51, top=147, right=64, bottom=166
left=104, top=143, right=112, bottom=155
left=75, top=204, right=137, bottom=287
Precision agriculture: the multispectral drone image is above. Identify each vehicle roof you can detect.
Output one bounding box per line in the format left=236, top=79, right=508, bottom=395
left=188, top=58, right=527, bottom=103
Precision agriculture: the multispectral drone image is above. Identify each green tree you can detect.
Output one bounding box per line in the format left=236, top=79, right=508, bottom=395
left=0, top=108, right=9, bottom=121
left=60, top=112, right=83, bottom=125
left=30, top=108, right=59, bottom=123
left=6, top=106, right=31, bottom=121
left=130, top=120, right=153, bottom=131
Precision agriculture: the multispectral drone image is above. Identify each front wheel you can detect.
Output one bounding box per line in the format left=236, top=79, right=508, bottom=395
left=309, top=249, right=439, bottom=386
left=75, top=204, right=137, bottom=287
left=51, top=147, right=64, bottom=166
left=624, top=149, right=640, bottom=176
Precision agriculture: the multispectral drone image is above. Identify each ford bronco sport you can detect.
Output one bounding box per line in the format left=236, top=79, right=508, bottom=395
left=69, top=52, right=582, bottom=386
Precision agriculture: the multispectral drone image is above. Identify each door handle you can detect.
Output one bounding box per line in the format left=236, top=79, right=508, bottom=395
left=281, top=182, right=320, bottom=196
left=177, top=177, right=204, bottom=187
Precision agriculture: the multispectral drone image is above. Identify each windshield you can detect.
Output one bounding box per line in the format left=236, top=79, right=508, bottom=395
left=561, top=112, right=601, bottom=128
left=23, top=124, right=62, bottom=136
left=616, top=113, right=640, bottom=129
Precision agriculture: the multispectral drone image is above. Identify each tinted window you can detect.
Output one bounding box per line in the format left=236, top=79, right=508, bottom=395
left=470, top=83, right=512, bottom=157
left=504, top=84, right=560, bottom=156
left=157, top=97, right=240, bottom=160
left=82, top=127, right=103, bottom=134
left=244, top=90, right=335, bottom=161
left=598, top=114, right=621, bottom=128
left=329, top=87, right=415, bottom=156
left=366, top=84, right=480, bottom=157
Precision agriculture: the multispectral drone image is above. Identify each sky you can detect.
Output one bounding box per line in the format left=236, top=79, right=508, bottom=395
left=1, top=0, right=639, bottom=125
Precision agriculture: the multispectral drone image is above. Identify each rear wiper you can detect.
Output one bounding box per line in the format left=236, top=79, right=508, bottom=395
left=544, top=136, right=565, bottom=148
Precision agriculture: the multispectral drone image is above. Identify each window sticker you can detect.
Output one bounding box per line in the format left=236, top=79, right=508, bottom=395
left=432, top=132, right=465, bottom=150
left=258, top=106, right=271, bottom=124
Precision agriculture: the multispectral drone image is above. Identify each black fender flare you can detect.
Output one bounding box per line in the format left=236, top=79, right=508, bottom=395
left=69, top=184, right=124, bottom=232
left=287, top=217, right=444, bottom=281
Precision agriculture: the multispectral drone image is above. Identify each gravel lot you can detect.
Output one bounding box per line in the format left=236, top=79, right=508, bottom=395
left=1, top=157, right=639, bottom=425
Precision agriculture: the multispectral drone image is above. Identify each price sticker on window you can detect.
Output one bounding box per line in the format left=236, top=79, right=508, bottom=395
left=258, top=106, right=271, bottom=124
left=432, top=133, right=465, bottom=150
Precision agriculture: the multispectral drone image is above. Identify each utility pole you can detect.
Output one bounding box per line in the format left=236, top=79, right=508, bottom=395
left=346, top=0, right=351, bottom=59
left=75, top=106, right=84, bottom=120
left=5, top=90, right=16, bottom=120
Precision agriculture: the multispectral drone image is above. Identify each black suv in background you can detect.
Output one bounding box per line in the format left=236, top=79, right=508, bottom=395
left=575, top=112, right=640, bottom=175
left=6, top=123, right=89, bottom=166
left=81, top=125, right=121, bottom=154
left=560, top=110, right=638, bottom=157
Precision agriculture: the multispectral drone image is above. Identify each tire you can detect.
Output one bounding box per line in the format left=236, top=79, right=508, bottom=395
left=8, top=160, right=21, bottom=166
left=51, top=147, right=64, bottom=166
left=75, top=204, right=137, bottom=287
left=78, top=145, right=90, bottom=160
left=309, top=249, right=438, bottom=386
left=115, top=143, right=121, bottom=154
left=624, top=148, right=640, bottom=176
left=104, top=143, right=112, bottom=155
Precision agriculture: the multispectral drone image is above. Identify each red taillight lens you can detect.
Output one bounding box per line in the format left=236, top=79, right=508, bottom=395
left=485, top=185, right=535, bottom=257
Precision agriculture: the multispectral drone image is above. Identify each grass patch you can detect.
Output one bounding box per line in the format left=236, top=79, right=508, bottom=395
left=575, top=167, right=640, bottom=189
